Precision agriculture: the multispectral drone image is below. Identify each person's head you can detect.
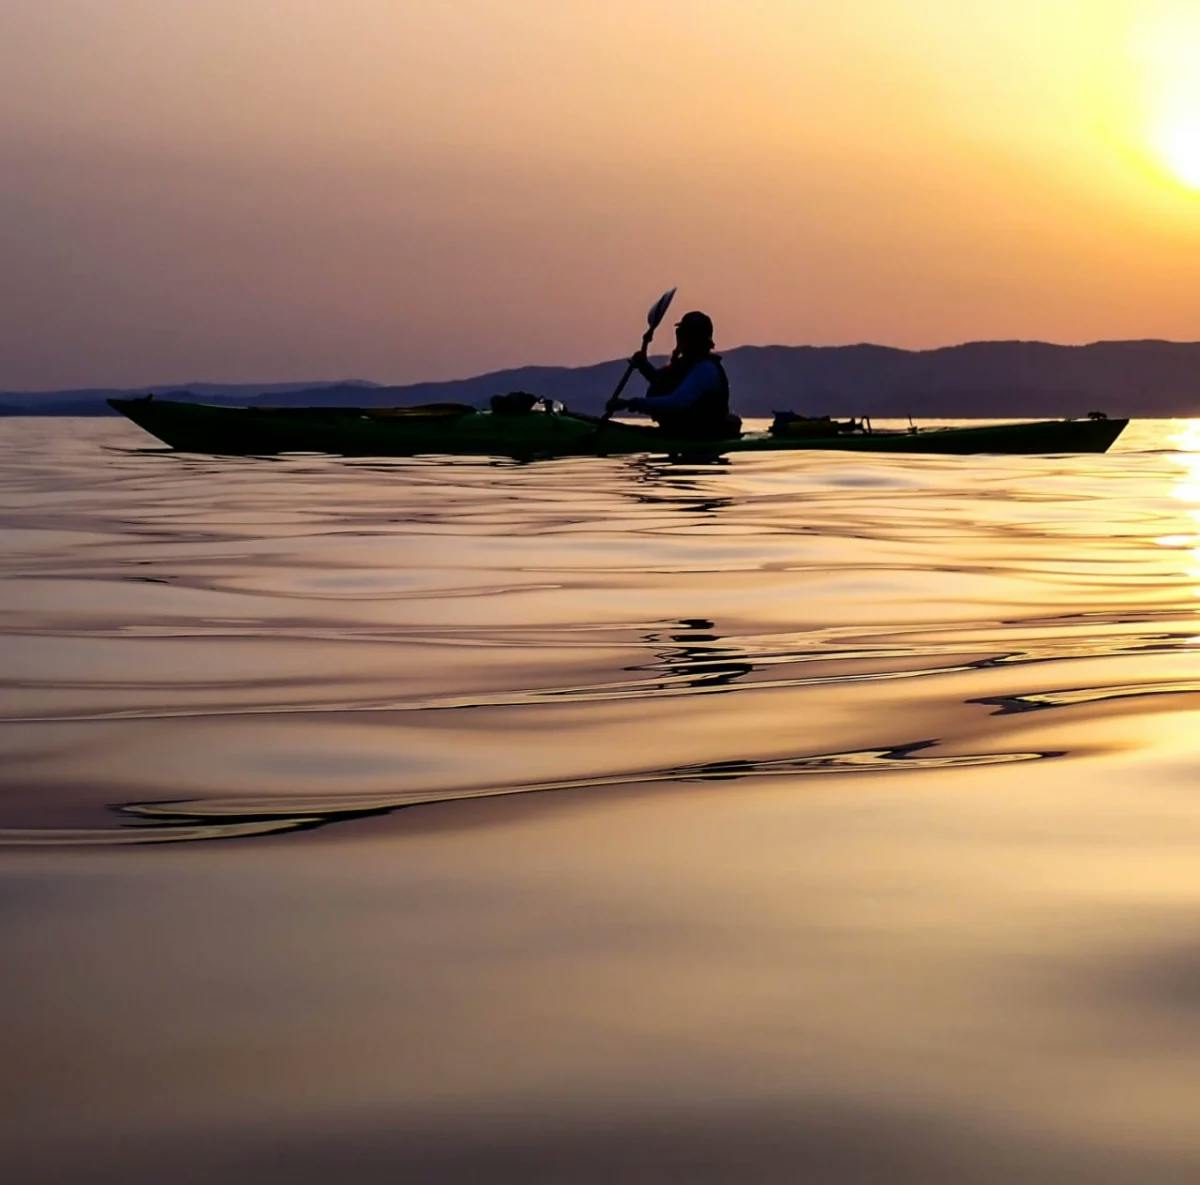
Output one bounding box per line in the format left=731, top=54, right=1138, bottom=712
left=674, top=310, right=714, bottom=356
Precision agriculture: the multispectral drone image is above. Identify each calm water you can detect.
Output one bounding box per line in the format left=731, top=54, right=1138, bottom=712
left=3, top=415, right=1200, bottom=1182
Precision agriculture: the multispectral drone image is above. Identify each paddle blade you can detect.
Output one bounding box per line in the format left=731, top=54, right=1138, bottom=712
left=645, top=287, right=677, bottom=333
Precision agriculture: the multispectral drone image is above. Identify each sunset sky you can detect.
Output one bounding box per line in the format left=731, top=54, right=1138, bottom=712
left=3, top=0, right=1200, bottom=389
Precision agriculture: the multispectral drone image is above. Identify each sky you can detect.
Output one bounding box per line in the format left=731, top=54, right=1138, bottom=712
left=3, top=0, right=1200, bottom=389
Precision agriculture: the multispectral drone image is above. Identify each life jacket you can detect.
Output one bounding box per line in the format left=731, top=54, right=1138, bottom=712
left=646, top=353, right=735, bottom=439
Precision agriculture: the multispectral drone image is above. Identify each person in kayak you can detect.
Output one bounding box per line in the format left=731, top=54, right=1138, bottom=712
left=612, top=310, right=740, bottom=439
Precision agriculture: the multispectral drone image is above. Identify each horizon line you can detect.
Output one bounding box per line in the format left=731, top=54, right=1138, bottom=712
left=6, top=336, right=1200, bottom=395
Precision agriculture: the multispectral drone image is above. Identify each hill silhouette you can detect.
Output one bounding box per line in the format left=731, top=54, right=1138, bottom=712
left=0, top=380, right=379, bottom=417
left=4, top=340, right=1200, bottom=418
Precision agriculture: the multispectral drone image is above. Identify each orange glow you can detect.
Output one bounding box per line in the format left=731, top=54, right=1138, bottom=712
left=3, top=1, right=1200, bottom=387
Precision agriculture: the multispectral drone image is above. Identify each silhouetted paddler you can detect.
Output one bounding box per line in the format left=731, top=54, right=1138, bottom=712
left=612, top=310, right=740, bottom=439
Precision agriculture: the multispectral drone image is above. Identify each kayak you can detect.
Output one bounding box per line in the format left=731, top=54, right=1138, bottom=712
left=109, top=396, right=1129, bottom=458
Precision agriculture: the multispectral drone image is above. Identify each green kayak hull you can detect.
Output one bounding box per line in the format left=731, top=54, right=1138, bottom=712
left=109, top=398, right=1128, bottom=458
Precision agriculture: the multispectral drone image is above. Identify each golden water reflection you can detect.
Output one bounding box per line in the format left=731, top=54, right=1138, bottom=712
left=7, top=417, right=1200, bottom=1182
left=1163, top=419, right=1200, bottom=599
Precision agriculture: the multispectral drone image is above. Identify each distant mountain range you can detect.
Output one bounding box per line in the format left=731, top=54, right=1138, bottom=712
left=5, top=340, right=1200, bottom=418
left=0, top=380, right=381, bottom=417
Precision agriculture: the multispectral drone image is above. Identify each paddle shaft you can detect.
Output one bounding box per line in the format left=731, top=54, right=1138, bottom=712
left=601, top=287, right=676, bottom=422
left=604, top=330, right=653, bottom=420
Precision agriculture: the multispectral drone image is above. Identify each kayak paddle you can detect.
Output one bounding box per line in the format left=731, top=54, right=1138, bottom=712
left=602, top=287, right=677, bottom=420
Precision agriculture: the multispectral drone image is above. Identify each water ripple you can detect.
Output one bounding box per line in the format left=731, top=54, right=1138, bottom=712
left=0, top=738, right=1061, bottom=846
left=1, top=417, right=1197, bottom=847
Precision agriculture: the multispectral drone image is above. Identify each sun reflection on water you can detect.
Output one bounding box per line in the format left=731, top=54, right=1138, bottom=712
left=1164, top=420, right=1200, bottom=601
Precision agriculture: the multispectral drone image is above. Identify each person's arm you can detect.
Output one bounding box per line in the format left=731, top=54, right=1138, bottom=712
left=629, top=349, right=659, bottom=382
left=628, top=361, right=717, bottom=412
left=610, top=352, right=665, bottom=411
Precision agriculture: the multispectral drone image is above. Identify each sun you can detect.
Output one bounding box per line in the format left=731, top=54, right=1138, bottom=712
left=1153, top=117, right=1200, bottom=189
left=1137, top=3, right=1200, bottom=190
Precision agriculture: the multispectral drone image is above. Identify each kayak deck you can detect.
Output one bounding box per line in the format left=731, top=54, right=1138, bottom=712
left=109, top=397, right=1129, bottom=458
